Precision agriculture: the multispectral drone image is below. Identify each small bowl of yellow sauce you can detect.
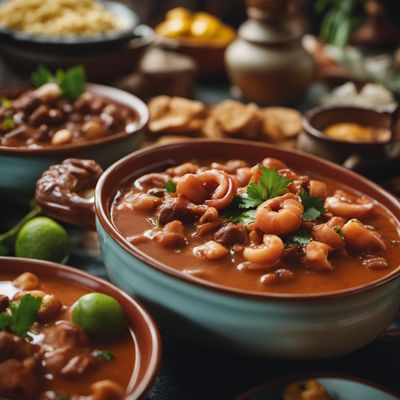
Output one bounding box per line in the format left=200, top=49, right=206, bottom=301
left=298, top=105, right=400, bottom=177
left=155, top=8, right=236, bottom=79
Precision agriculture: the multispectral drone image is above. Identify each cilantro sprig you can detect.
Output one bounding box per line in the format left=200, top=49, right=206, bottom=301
left=284, top=230, right=312, bottom=247
left=0, top=294, right=42, bottom=337
left=299, top=190, right=327, bottom=221
left=31, top=65, right=86, bottom=101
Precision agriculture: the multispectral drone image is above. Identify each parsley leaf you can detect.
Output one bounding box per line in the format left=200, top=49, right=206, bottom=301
left=2, top=116, right=15, bottom=131
left=0, top=313, right=12, bottom=330
left=56, top=66, right=86, bottom=101
left=230, top=209, right=256, bottom=225
left=333, top=226, right=346, bottom=239
left=165, top=180, right=177, bottom=194
left=239, top=165, right=292, bottom=209
left=285, top=230, right=312, bottom=247
left=9, top=294, right=42, bottom=337
left=299, top=190, right=327, bottom=221
left=31, top=65, right=53, bottom=87
left=93, top=349, right=114, bottom=361
left=31, top=65, right=86, bottom=101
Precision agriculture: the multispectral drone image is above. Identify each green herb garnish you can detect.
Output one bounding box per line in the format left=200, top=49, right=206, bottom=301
left=1, top=116, right=15, bottom=131
left=285, top=230, right=312, bottom=247
left=31, top=65, right=86, bottom=101
left=299, top=190, right=327, bottom=221
left=165, top=180, right=177, bottom=194
left=230, top=209, right=256, bottom=225
left=240, top=165, right=292, bottom=209
left=93, top=350, right=114, bottom=361
left=56, top=66, right=86, bottom=101
left=0, top=294, right=42, bottom=337
left=31, top=65, right=53, bottom=87
left=333, top=226, right=346, bottom=239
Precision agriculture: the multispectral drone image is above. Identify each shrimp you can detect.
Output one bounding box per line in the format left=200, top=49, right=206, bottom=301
left=166, top=162, right=199, bottom=177
left=262, top=158, right=288, bottom=170
left=309, top=180, right=328, bottom=199
left=243, top=234, right=284, bottom=265
left=134, top=173, right=169, bottom=191
left=211, top=160, right=248, bottom=174
left=312, top=217, right=345, bottom=250
left=325, top=190, right=374, bottom=219
left=305, top=241, right=333, bottom=271
left=342, top=219, right=386, bottom=251
left=234, top=167, right=252, bottom=187
left=155, top=220, right=186, bottom=247
left=193, top=240, right=228, bottom=260
left=255, top=193, right=304, bottom=235
left=176, top=170, right=237, bottom=210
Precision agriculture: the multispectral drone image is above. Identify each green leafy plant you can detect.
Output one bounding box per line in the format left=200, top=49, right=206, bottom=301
left=284, top=230, right=313, bottom=247
left=165, top=180, right=177, bottom=194
left=316, top=0, right=364, bottom=47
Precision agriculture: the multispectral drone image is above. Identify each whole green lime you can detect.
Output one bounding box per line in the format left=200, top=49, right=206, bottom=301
left=15, top=217, right=69, bottom=262
left=71, top=293, right=125, bottom=339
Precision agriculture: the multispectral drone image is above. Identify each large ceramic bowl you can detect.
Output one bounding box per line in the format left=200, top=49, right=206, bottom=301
left=35, top=139, right=400, bottom=359
left=0, top=83, right=148, bottom=200
left=0, top=256, right=161, bottom=400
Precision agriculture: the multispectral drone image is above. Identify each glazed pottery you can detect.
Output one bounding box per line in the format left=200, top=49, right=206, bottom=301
left=237, top=373, right=400, bottom=399
left=0, top=83, right=148, bottom=199
left=298, top=105, right=400, bottom=177
left=35, top=139, right=400, bottom=358
left=225, top=0, right=314, bottom=104
left=0, top=257, right=161, bottom=400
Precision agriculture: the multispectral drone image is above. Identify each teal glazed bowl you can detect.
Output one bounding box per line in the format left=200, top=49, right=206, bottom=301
left=237, top=373, right=400, bottom=400
left=35, top=139, right=400, bottom=358
left=0, top=257, right=161, bottom=400
left=0, top=83, right=148, bottom=200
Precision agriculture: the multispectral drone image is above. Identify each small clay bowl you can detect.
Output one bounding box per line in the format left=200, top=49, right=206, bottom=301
left=0, top=256, right=161, bottom=400
left=0, top=83, right=148, bottom=200
left=298, top=105, right=400, bottom=177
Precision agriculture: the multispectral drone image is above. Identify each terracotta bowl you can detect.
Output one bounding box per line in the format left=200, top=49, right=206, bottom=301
left=298, top=105, right=400, bottom=177
left=157, top=36, right=231, bottom=80
left=0, top=256, right=161, bottom=400
left=35, top=139, right=400, bottom=358
left=0, top=83, right=148, bottom=200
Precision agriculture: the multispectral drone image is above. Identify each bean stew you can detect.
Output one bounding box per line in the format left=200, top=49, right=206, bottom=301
left=0, top=81, right=139, bottom=149
left=111, top=157, right=400, bottom=295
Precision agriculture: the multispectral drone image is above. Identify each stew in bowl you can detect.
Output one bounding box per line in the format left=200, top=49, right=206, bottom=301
left=0, top=257, right=160, bottom=399
left=34, top=139, right=400, bottom=357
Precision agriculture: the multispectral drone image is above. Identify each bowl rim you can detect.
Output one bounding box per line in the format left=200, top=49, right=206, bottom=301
left=95, top=138, right=400, bottom=301
left=0, top=83, right=149, bottom=156
left=303, top=105, right=393, bottom=147
left=0, top=256, right=161, bottom=400
left=236, top=371, right=400, bottom=399
left=156, top=34, right=233, bottom=49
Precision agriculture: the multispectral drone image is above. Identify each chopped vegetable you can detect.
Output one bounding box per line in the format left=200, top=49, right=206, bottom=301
left=93, top=349, right=114, bottom=361
left=165, top=180, right=177, bottom=194
left=0, top=294, right=42, bottom=337
left=333, top=226, right=346, bottom=239
left=0, top=97, right=12, bottom=108
left=285, top=230, right=312, bottom=247
left=1, top=116, right=15, bottom=131
left=299, top=190, right=327, bottom=221
left=31, top=65, right=86, bottom=101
